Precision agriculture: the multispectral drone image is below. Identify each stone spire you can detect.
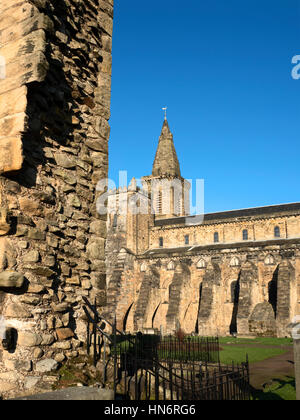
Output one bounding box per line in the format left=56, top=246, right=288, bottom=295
left=152, top=119, right=181, bottom=177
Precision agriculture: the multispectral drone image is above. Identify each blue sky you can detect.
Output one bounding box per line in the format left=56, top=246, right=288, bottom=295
left=108, top=0, right=300, bottom=214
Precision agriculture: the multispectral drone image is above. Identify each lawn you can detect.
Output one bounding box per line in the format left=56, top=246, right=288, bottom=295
left=218, top=336, right=296, bottom=400
left=219, top=336, right=292, bottom=365
left=219, top=344, right=287, bottom=365
left=251, top=376, right=296, bottom=400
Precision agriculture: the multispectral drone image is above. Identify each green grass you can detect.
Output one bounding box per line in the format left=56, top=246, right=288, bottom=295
left=219, top=345, right=287, bottom=365
left=218, top=336, right=293, bottom=346
left=251, top=377, right=296, bottom=400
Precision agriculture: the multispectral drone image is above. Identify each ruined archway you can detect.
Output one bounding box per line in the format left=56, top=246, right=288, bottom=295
left=229, top=275, right=240, bottom=335
left=268, top=266, right=278, bottom=318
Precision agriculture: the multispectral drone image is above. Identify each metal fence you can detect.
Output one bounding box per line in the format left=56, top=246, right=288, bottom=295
left=110, top=333, right=220, bottom=364
left=119, top=358, right=250, bottom=401
left=83, top=297, right=250, bottom=401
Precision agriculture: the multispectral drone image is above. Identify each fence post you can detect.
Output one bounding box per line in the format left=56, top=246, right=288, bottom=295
left=169, top=362, right=173, bottom=401
left=294, top=339, right=300, bottom=400
left=155, top=359, right=160, bottom=400
left=113, top=314, right=117, bottom=400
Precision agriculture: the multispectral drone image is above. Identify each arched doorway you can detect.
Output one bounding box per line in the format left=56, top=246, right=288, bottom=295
left=229, top=276, right=240, bottom=335
left=268, top=267, right=278, bottom=317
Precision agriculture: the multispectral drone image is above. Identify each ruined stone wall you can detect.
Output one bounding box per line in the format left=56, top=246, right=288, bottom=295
left=106, top=240, right=300, bottom=338
left=0, top=0, right=113, bottom=398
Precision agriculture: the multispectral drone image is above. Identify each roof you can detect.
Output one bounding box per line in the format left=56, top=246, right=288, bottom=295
left=154, top=202, right=300, bottom=227
left=152, top=119, right=181, bottom=178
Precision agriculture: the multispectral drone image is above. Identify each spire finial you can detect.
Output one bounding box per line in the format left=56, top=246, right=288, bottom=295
left=162, top=107, right=167, bottom=121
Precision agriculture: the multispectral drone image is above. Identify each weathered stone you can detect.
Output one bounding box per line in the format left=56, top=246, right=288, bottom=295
left=0, top=208, right=11, bottom=236
left=33, top=348, right=44, bottom=359
left=51, top=303, right=69, bottom=313
left=54, top=153, right=76, bottom=169
left=0, top=271, right=24, bottom=288
left=29, top=266, right=55, bottom=277
left=27, top=283, right=46, bottom=294
left=54, top=353, right=65, bottom=363
left=56, top=328, right=75, bottom=341
left=41, top=334, right=55, bottom=346
left=24, top=377, right=41, bottom=390
left=18, top=332, right=42, bottom=347
left=35, top=359, right=59, bottom=373
left=86, top=238, right=105, bottom=261
left=0, top=137, right=23, bottom=175
left=4, top=303, right=32, bottom=318
left=23, top=250, right=40, bottom=263
left=65, top=276, right=80, bottom=286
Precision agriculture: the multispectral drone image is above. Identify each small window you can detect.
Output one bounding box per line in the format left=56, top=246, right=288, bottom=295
left=112, top=214, right=118, bottom=228
left=159, top=237, right=164, bottom=248
left=184, top=235, right=189, bottom=245
left=274, top=226, right=280, bottom=238
left=214, top=232, right=219, bottom=243
left=167, top=261, right=175, bottom=271
left=230, top=256, right=240, bottom=267
left=243, top=229, right=248, bottom=241
left=197, top=259, right=206, bottom=269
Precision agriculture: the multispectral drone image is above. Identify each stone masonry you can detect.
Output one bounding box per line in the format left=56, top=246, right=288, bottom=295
left=0, top=0, right=113, bottom=398
left=106, top=119, right=300, bottom=339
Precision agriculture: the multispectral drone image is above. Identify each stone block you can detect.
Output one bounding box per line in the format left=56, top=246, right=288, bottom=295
left=0, top=136, right=23, bottom=174
left=0, top=271, right=24, bottom=288
left=35, top=359, right=59, bottom=373
left=56, top=328, right=75, bottom=341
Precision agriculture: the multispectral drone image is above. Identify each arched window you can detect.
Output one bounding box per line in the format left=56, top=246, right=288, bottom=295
left=167, top=261, right=175, bottom=271
left=230, top=256, right=240, bottom=267
left=112, top=214, right=118, bottom=228
left=214, top=232, right=219, bottom=243
left=196, top=259, right=206, bottom=269
left=184, top=235, right=189, bottom=245
left=265, top=254, right=275, bottom=266
left=159, top=237, right=164, bottom=248
left=274, top=226, right=280, bottom=238
left=243, top=229, right=248, bottom=241
left=141, top=263, right=147, bottom=272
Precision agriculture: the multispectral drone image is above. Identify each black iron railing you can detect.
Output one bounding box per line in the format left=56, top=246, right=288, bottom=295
left=83, top=297, right=250, bottom=401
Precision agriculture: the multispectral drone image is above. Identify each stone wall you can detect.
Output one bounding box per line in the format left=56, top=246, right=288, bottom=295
left=0, top=0, right=113, bottom=398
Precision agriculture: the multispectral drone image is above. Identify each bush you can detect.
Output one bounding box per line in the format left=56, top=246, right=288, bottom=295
left=175, top=328, right=186, bottom=342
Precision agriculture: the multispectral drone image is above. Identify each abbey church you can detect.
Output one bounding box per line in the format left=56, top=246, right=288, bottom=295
left=106, top=118, right=300, bottom=338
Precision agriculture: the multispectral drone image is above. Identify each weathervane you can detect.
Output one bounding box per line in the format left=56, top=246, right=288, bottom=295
left=162, top=107, right=167, bottom=120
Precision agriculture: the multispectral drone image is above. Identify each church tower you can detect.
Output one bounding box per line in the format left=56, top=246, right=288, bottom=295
left=142, top=118, right=190, bottom=219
